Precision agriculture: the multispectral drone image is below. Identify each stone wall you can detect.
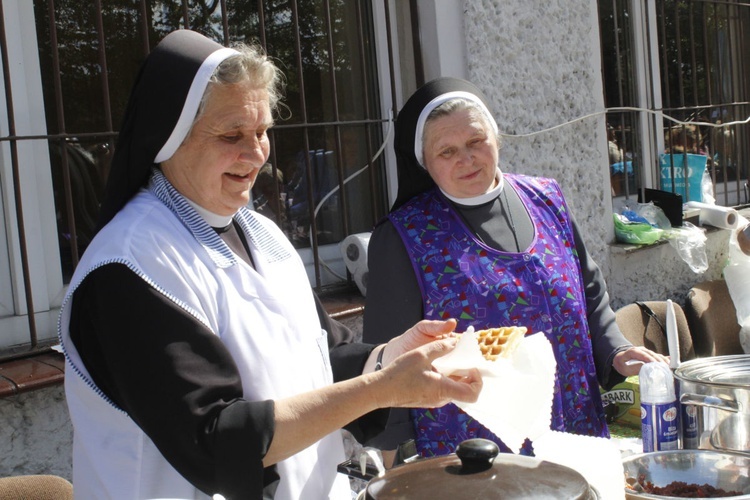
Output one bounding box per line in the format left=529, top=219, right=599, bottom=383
left=0, top=386, right=72, bottom=480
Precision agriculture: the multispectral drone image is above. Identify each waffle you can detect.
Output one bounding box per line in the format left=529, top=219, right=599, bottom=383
left=475, top=326, right=527, bottom=361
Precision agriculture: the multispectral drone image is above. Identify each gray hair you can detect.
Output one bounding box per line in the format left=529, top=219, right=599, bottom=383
left=424, top=98, right=502, bottom=149
left=197, top=43, right=284, bottom=119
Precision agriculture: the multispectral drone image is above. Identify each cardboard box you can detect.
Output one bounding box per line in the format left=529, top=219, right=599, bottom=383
left=600, top=375, right=640, bottom=428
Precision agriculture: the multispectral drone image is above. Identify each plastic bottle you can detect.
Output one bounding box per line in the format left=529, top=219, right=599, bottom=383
left=640, top=362, right=679, bottom=452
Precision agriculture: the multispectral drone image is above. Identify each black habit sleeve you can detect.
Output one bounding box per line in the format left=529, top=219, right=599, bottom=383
left=571, top=223, right=631, bottom=389
left=362, top=219, right=423, bottom=346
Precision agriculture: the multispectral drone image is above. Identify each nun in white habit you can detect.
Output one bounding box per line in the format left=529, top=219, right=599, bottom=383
left=58, top=30, right=482, bottom=500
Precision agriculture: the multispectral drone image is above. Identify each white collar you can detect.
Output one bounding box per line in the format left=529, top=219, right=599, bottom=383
left=441, top=168, right=504, bottom=206
left=184, top=198, right=235, bottom=228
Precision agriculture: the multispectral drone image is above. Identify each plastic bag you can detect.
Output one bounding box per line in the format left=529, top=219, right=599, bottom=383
left=614, top=213, right=664, bottom=245
left=665, top=222, right=708, bottom=273
left=632, top=202, right=672, bottom=230
left=659, top=153, right=707, bottom=202
left=613, top=202, right=670, bottom=245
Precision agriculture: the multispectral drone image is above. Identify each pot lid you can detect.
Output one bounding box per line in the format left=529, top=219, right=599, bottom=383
left=364, top=439, right=597, bottom=500
left=675, top=355, right=750, bottom=387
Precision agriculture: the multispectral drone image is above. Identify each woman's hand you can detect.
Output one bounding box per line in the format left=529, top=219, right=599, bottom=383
left=267, top=333, right=480, bottom=467
left=612, top=346, right=671, bottom=377
left=374, top=318, right=458, bottom=369
left=375, top=337, right=483, bottom=408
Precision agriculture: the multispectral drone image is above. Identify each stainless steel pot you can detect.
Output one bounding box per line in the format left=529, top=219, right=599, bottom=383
left=360, top=439, right=599, bottom=499
left=675, top=355, right=750, bottom=455
left=623, top=449, right=750, bottom=499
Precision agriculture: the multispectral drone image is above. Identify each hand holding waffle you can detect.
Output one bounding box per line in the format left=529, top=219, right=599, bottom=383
left=432, top=325, right=527, bottom=377
left=432, top=324, right=557, bottom=453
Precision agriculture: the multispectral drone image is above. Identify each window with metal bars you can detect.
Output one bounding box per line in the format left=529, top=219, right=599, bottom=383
left=600, top=0, right=750, bottom=209
left=0, top=0, right=399, bottom=355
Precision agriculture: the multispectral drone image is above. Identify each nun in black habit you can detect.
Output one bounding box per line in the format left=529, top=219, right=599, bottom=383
left=362, top=77, right=667, bottom=456
left=58, top=31, right=482, bottom=499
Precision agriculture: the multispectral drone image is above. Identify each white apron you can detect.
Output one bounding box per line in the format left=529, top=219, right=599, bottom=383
left=59, top=171, right=350, bottom=499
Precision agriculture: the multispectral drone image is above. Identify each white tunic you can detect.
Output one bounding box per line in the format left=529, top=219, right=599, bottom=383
left=58, top=171, right=350, bottom=499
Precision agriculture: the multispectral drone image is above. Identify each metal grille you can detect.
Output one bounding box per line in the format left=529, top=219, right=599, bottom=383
left=0, top=0, right=400, bottom=356
left=600, top=0, right=750, bottom=207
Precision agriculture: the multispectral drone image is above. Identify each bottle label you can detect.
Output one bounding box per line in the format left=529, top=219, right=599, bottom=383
left=641, top=402, right=679, bottom=452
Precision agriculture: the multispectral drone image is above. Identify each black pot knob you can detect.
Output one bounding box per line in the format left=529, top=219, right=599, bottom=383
left=456, top=438, right=500, bottom=472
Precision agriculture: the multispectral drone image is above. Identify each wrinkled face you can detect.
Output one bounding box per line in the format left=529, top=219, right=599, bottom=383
left=160, top=81, right=272, bottom=216
left=422, top=108, right=499, bottom=198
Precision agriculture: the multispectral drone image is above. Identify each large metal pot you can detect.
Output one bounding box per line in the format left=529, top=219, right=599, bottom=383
left=359, top=439, right=599, bottom=499
left=675, top=355, right=750, bottom=455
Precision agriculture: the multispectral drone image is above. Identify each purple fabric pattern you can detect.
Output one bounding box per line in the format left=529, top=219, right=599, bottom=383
left=388, top=174, right=608, bottom=457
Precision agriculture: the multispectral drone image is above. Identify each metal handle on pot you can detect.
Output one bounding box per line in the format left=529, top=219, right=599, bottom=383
left=680, top=393, right=740, bottom=413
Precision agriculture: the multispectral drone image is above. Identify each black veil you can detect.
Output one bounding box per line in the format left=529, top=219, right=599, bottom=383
left=96, top=30, right=236, bottom=230
left=391, top=77, right=495, bottom=211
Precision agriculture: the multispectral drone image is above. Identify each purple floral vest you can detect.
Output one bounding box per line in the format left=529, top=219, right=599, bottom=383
left=388, top=175, right=608, bottom=457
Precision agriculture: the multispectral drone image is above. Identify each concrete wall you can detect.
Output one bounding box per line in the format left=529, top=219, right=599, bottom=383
left=0, top=386, right=72, bottom=480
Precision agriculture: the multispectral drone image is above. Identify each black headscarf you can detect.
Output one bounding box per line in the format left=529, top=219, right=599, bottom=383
left=96, top=30, right=238, bottom=231
left=391, top=77, right=497, bottom=211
